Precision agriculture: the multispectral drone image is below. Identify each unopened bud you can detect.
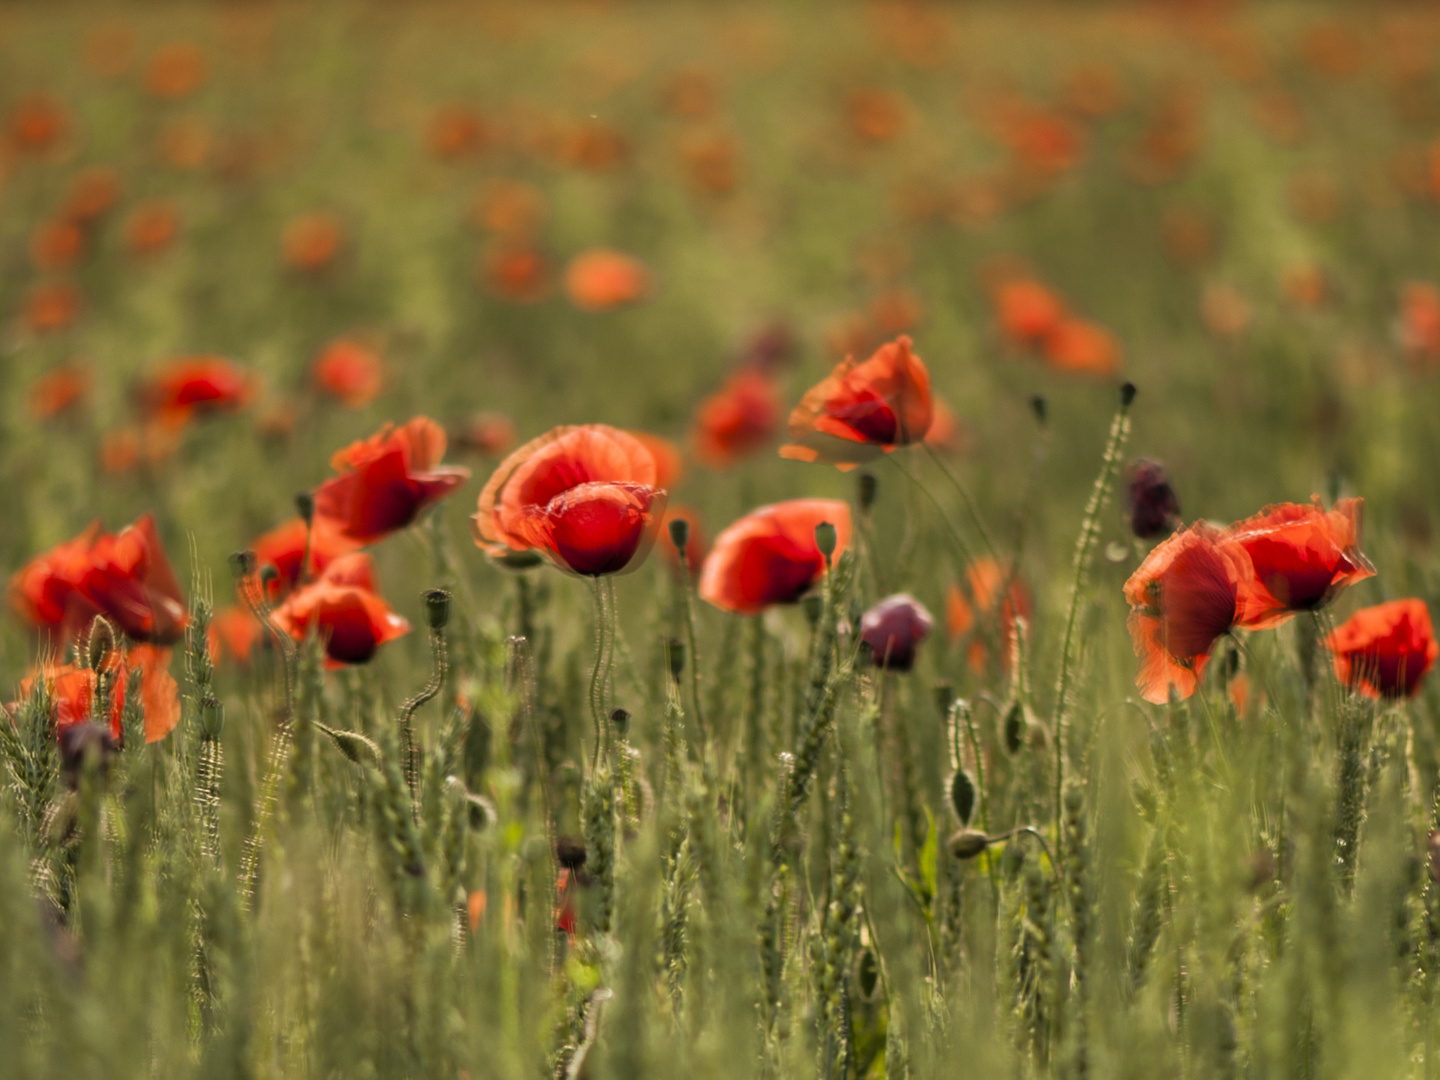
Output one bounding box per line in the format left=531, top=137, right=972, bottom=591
left=1120, top=381, right=1137, bottom=408
left=1003, top=699, right=1025, bottom=755
left=949, top=768, right=976, bottom=826
left=556, top=834, right=588, bottom=870
left=259, top=564, right=280, bottom=593
left=199, top=699, right=224, bottom=739
left=801, top=594, right=824, bottom=628
left=87, top=616, right=116, bottom=670
left=814, top=521, right=837, bottom=561
left=424, top=588, right=451, bottom=631
left=467, top=792, right=496, bottom=830
left=1029, top=394, right=1048, bottom=425
left=668, top=518, right=690, bottom=555
left=229, top=549, right=257, bottom=580
left=947, top=828, right=991, bottom=860
left=856, top=471, right=878, bottom=512
left=608, top=707, right=631, bottom=738
left=294, top=491, right=315, bottom=525
left=855, top=948, right=880, bottom=1001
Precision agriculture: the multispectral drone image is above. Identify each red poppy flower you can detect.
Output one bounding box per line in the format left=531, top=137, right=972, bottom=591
left=1124, top=523, right=1252, bottom=704
left=21, top=645, right=180, bottom=743
left=860, top=594, right=934, bottom=671
left=1327, top=599, right=1438, bottom=700
left=251, top=516, right=361, bottom=600
left=779, top=335, right=934, bottom=469
left=480, top=243, right=551, bottom=303
left=472, top=425, right=659, bottom=557
left=313, top=416, right=471, bottom=544
left=563, top=249, right=652, bottom=311
left=944, top=557, right=1031, bottom=672
left=145, top=42, right=206, bottom=99
left=511, top=481, right=666, bottom=577
left=9, top=522, right=104, bottom=640
left=1127, top=458, right=1182, bottom=540
left=29, top=365, right=92, bottom=421
left=1042, top=319, right=1121, bottom=376
left=1228, top=497, right=1374, bottom=630
left=141, top=356, right=255, bottom=426
left=271, top=553, right=411, bottom=667
left=208, top=605, right=262, bottom=666
left=313, top=338, right=384, bottom=408
left=25, top=282, right=81, bottom=334
left=79, top=514, right=189, bottom=644
left=7, top=94, right=69, bottom=154
left=691, top=369, right=782, bottom=468
left=1400, top=282, right=1440, bottom=369
left=698, top=499, right=853, bottom=615
left=125, top=200, right=179, bottom=258
left=282, top=212, right=344, bottom=273
left=995, top=278, right=1065, bottom=344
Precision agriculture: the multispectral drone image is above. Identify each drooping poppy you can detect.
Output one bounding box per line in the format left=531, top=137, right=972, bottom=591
left=779, top=335, right=933, bottom=469
left=1126, top=458, right=1182, bottom=540
left=270, top=552, right=411, bottom=667
left=563, top=249, right=651, bottom=311
left=79, top=514, right=189, bottom=644
left=1228, top=497, right=1374, bottom=629
left=472, top=424, right=658, bottom=558
left=251, top=516, right=361, bottom=600
left=313, top=338, right=384, bottom=408
left=313, top=416, right=471, bottom=545
left=691, top=368, right=782, bottom=468
left=1123, top=523, right=1253, bottom=704
left=28, top=365, right=92, bottom=421
left=140, top=356, right=254, bottom=426
left=860, top=593, right=934, bottom=671
left=1327, top=599, right=1438, bottom=700
left=698, top=499, right=853, bottom=615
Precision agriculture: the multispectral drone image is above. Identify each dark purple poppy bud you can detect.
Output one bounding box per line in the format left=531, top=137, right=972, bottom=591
left=859, top=593, right=934, bottom=672
left=1126, top=457, right=1181, bottom=540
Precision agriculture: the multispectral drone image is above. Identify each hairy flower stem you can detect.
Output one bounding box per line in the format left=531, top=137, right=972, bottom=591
left=588, top=578, right=610, bottom=773
left=923, top=440, right=999, bottom=564
left=1051, top=386, right=1134, bottom=842
left=399, top=592, right=450, bottom=804
left=675, top=550, right=709, bottom=764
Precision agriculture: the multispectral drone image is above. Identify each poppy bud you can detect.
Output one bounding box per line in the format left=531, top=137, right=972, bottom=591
left=295, top=491, right=315, bottom=526
left=947, top=828, right=990, bottom=860
left=199, top=699, right=224, bottom=739
left=1126, top=458, right=1181, bottom=540
left=423, top=588, right=451, bottom=631
left=665, top=637, right=686, bottom=682
left=950, top=768, right=976, bottom=825
left=856, top=471, right=878, bottom=512
left=859, top=594, right=935, bottom=672
left=1003, top=699, right=1026, bottom=754
left=1029, top=394, right=1048, bottom=425
left=855, top=948, right=880, bottom=1001
left=259, top=564, right=280, bottom=594
left=87, top=616, right=116, bottom=671
left=609, top=707, right=631, bottom=738
left=1120, top=381, right=1137, bottom=408
left=229, top=549, right=257, bottom=581
left=556, top=834, right=588, bottom=870
left=801, top=594, right=824, bottom=627
left=668, top=517, right=690, bottom=556
left=814, top=521, right=837, bottom=561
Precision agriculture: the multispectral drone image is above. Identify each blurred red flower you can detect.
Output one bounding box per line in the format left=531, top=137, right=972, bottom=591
left=451, top=412, right=518, bottom=457
left=63, top=167, right=122, bottom=223
left=1327, top=599, right=1438, bottom=700
left=630, top=431, right=684, bottom=490
left=313, top=338, right=384, bottom=408
left=79, top=514, right=189, bottom=644
left=692, top=368, right=782, bottom=468
left=563, top=249, right=651, bottom=311
left=30, top=218, right=84, bottom=271
left=945, top=557, right=1031, bottom=673
left=1042, top=319, right=1121, bottom=376
left=9, top=522, right=105, bottom=641
left=141, top=356, right=255, bottom=427
left=661, top=506, right=709, bottom=576
left=28, top=365, right=92, bottom=421
left=472, top=424, right=660, bottom=558
left=208, top=605, right=262, bottom=666
left=145, top=42, right=206, bottom=100
left=780, top=335, right=933, bottom=469
left=22, top=645, right=179, bottom=744
left=1124, top=523, right=1251, bottom=704
left=995, top=278, right=1066, bottom=345
left=282, top=212, right=345, bottom=273
left=7, top=94, right=69, bottom=154
left=251, top=516, right=361, bottom=600
left=125, top=200, right=180, bottom=257
left=1229, top=498, right=1374, bottom=630
left=25, top=282, right=81, bottom=334
left=313, top=416, right=471, bottom=544
left=271, top=553, right=410, bottom=667
left=698, top=499, right=852, bottom=615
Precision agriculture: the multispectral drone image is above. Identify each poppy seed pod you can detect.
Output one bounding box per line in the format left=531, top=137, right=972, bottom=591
left=609, top=707, right=631, bottom=738
left=950, top=768, right=976, bottom=825
left=856, top=471, right=878, bottom=512
left=423, top=588, right=451, bottom=631
left=947, top=828, right=991, bottom=860
left=1121, top=381, right=1138, bottom=407
left=668, top=517, right=690, bottom=555
left=1126, top=458, right=1181, bottom=540
left=814, top=521, right=838, bottom=561
left=1029, top=394, right=1048, bottom=425
left=295, top=491, right=315, bottom=525
left=556, top=834, right=588, bottom=870
left=860, top=593, right=935, bottom=672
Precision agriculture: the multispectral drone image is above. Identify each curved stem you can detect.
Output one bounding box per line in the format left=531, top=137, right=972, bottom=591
left=923, top=442, right=999, bottom=564
left=588, top=577, right=608, bottom=773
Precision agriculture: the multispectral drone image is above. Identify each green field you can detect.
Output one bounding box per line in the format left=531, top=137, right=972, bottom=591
left=3, top=3, right=1440, bottom=1077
